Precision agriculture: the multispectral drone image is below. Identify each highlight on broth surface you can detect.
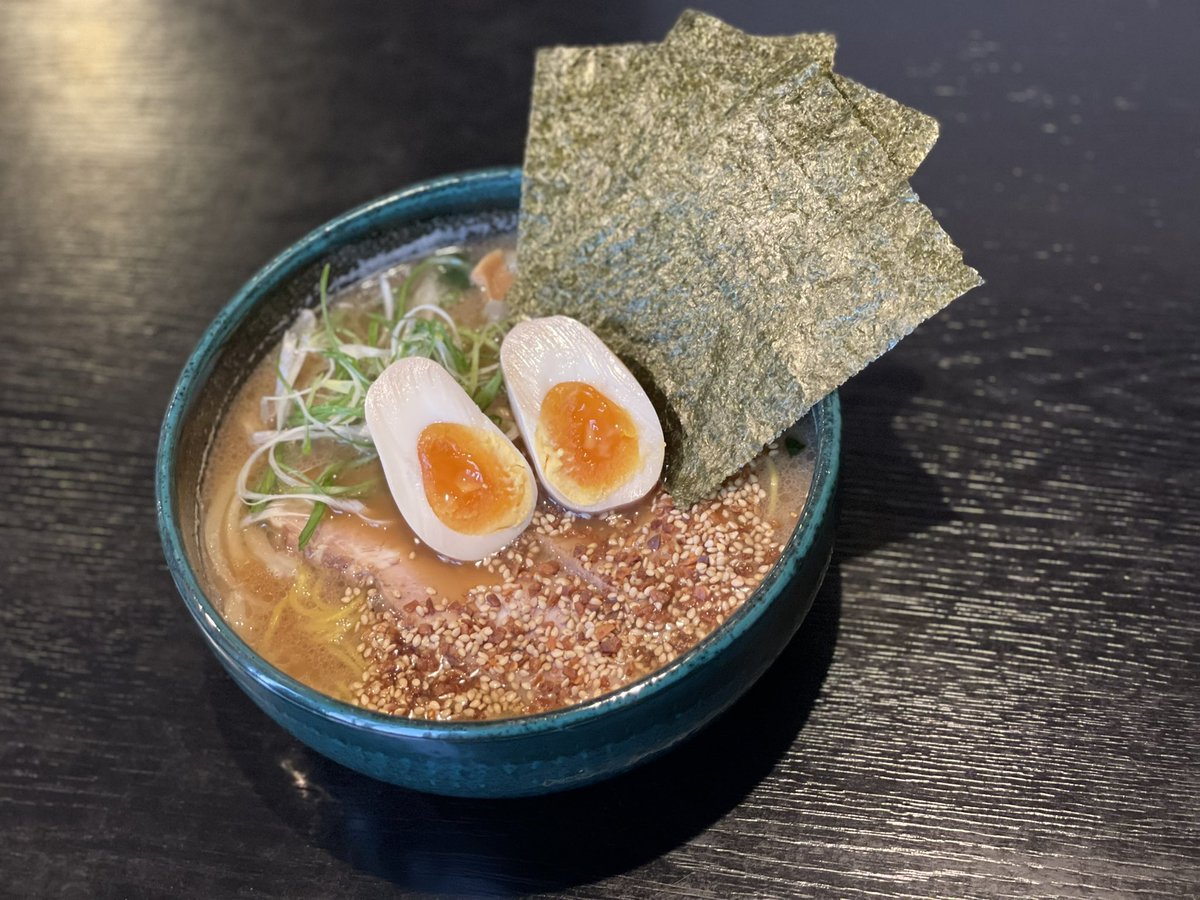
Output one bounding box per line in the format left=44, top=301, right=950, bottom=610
left=199, top=235, right=816, bottom=720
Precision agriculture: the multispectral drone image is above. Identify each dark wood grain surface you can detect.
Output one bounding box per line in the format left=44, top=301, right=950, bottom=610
left=2, top=1, right=1198, bottom=896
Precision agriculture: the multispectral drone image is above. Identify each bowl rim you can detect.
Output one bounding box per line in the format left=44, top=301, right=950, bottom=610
left=156, top=166, right=841, bottom=740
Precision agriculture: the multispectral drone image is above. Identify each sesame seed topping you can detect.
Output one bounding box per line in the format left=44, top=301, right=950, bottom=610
left=345, top=466, right=800, bottom=721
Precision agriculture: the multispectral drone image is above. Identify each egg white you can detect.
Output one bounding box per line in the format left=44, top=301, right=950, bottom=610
left=365, top=356, right=535, bottom=561
left=501, top=316, right=665, bottom=514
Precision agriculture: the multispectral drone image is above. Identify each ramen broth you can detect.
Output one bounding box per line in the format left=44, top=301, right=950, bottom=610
left=199, top=236, right=815, bottom=720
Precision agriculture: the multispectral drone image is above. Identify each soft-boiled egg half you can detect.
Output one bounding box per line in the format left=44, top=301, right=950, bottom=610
left=365, top=356, right=535, bottom=561
left=501, top=316, right=665, bottom=514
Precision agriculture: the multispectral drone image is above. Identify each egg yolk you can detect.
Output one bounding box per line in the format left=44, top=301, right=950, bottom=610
left=417, top=423, right=530, bottom=535
left=536, top=381, right=640, bottom=505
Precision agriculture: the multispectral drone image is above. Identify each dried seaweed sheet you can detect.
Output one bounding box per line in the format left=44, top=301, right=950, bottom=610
left=513, top=11, right=981, bottom=505
left=519, top=11, right=936, bottom=266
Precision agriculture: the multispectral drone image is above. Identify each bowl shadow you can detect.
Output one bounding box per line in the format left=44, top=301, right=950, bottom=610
left=836, top=360, right=955, bottom=559
left=208, top=564, right=842, bottom=895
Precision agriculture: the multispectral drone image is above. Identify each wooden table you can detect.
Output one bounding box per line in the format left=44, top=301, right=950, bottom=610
left=3, top=2, right=1197, bottom=895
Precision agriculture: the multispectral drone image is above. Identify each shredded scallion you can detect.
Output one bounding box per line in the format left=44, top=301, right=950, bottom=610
left=236, top=251, right=514, bottom=545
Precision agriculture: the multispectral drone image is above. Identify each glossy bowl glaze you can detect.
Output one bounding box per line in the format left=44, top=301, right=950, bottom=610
left=156, top=167, right=840, bottom=798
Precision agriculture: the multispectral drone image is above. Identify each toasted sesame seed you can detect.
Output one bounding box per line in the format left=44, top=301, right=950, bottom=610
left=343, top=463, right=805, bottom=721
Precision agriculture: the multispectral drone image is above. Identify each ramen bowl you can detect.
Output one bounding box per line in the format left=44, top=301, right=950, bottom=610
left=156, top=167, right=840, bottom=798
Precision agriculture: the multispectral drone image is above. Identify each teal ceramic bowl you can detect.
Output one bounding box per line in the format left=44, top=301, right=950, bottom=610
left=156, top=167, right=840, bottom=798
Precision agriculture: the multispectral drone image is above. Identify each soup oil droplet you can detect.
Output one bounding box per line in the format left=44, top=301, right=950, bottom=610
left=417, top=422, right=530, bottom=535
left=536, top=381, right=640, bottom=505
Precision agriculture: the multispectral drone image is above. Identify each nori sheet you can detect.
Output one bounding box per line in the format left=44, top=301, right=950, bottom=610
left=512, top=11, right=981, bottom=505
left=518, top=11, right=936, bottom=267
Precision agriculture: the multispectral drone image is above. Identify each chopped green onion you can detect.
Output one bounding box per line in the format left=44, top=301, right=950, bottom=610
left=318, top=264, right=335, bottom=344
left=440, top=339, right=469, bottom=375
left=785, top=436, right=806, bottom=457
left=438, top=262, right=472, bottom=291
left=297, top=501, right=327, bottom=550
left=248, top=467, right=278, bottom=513
left=241, top=252, right=515, bottom=524
left=396, top=256, right=469, bottom=314
left=473, top=369, right=504, bottom=411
